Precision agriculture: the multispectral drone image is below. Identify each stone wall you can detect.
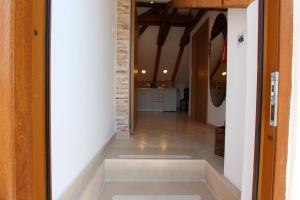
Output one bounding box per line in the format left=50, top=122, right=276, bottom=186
left=116, top=0, right=131, bottom=138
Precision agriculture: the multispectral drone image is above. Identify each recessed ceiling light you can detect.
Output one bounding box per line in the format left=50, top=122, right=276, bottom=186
left=162, top=69, right=168, bottom=74
left=141, top=70, right=147, bottom=74
left=222, top=72, right=227, bottom=76
left=150, top=1, right=155, bottom=4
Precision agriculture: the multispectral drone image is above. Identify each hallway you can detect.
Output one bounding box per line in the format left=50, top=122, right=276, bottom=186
left=106, top=112, right=224, bottom=174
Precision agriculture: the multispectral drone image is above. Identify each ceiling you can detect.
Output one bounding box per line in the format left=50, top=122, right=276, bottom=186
left=136, top=2, right=206, bottom=86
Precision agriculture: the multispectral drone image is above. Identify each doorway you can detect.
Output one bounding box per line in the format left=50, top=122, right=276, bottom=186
left=0, top=0, right=293, bottom=199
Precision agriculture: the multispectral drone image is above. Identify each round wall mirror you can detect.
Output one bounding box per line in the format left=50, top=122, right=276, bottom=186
left=209, top=14, right=227, bottom=107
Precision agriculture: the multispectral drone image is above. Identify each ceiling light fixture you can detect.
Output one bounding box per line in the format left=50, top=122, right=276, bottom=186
left=222, top=72, right=227, bottom=76
left=150, top=1, right=155, bottom=4
left=141, top=70, right=147, bottom=74
left=163, top=69, right=168, bottom=74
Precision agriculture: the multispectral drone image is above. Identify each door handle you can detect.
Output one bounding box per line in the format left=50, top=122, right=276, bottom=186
left=270, top=72, right=279, bottom=127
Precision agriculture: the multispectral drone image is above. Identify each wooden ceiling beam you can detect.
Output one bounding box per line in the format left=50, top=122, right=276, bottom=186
left=157, top=8, right=178, bottom=45
left=153, top=4, right=177, bottom=82
left=171, top=9, right=206, bottom=83
left=172, top=0, right=254, bottom=9
left=138, top=14, right=193, bottom=27
left=153, top=46, right=162, bottom=82
left=136, top=2, right=166, bottom=7
left=139, top=25, right=149, bottom=37
left=180, top=9, right=206, bottom=47
left=171, top=46, right=185, bottom=82
left=138, top=6, right=164, bottom=19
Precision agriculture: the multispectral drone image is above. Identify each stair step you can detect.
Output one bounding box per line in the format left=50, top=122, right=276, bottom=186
left=105, top=159, right=205, bottom=182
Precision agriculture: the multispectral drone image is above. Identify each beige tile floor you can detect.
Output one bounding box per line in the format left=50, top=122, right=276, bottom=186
left=105, top=112, right=224, bottom=174
left=98, top=182, right=216, bottom=200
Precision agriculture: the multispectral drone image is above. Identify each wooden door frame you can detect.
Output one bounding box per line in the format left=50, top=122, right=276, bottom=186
left=191, top=19, right=209, bottom=123
left=0, top=0, right=51, bottom=199
left=253, top=0, right=293, bottom=199
left=0, top=0, right=293, bottom=199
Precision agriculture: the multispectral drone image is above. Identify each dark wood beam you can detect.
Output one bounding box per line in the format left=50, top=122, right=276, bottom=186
left=139, top=25, right=149, bottom=37
left=180, top=9, right=206, bottom=47
left=153, top=46, right=162, bottom=82
left=172, top=46, right=185, bottom=82
left=157, top=8, right=178, bottom=45
left=136, top=2, right=166, bottom=7
left=171, top=10, right=206, bottom=84
left=171, top=0, right=253, bottom=8
left=138, top=6, right=164, bottom=19
left=138, top=14, right=193, bottom=27
left=153, top=4, right=178, bottom=82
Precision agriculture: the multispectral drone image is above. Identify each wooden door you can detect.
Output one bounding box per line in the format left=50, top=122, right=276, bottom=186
left=32, top=0, right=47, bottom=199
left=258, top=0, right=293, bottom=199
left=191, top=20, right=209, bottom=123
left=258, top=0, right=280, bottom=199
left=131, top=0, right=138, bottom=133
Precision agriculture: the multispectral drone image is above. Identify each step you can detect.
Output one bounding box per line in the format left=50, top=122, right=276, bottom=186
left=77, top=158, right=240, bottom=200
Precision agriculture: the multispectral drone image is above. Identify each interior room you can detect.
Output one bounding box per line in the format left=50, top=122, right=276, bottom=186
left=126, top=2, right=229, bottom=173
left=103, top=0, right=258, bottom=198
left=50, top=0, right=259, bottom=199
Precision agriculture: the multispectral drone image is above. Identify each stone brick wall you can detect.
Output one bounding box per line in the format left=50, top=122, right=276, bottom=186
left=116, top=0, right=131, bottom=138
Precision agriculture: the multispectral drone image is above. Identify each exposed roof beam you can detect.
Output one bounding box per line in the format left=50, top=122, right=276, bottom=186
left=157, top=8, right=178, bottom=45
left=171, top=46, right=185, bottom=82
left=139, top=25, right=149, bottom=37
left=171, top=10, right=206, bottom=83
left=180, top=9, right=206, bottom=46
left=153, top=4, right=177, bottom=82
left=171, top=0, right=253, bottom=8
left=136, top=2, right=167, bottom=7
left=153, top=46, right=162, bottom=82
left=138, top=14, right=193, bottom=27
left=138, top=6, right=164, bottom=19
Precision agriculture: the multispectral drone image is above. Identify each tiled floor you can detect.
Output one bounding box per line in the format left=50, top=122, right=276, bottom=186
left=98, top=182, right=216, bottom=200
left=105, top=112, right=224, bottom=174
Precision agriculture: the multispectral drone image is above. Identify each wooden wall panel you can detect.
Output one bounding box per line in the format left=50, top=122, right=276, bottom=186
left=191, top=20, right=209, bottom=123
left=131, top=0, right=138, bottom=132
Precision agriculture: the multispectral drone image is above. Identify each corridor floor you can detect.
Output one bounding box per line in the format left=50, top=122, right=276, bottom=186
left=105, top=112, right=224, bottom=174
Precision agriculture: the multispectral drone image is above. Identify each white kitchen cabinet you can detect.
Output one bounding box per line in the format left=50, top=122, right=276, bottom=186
left=137, top=88, right=177, bottom=112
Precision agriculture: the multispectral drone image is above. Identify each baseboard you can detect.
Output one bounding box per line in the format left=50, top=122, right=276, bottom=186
left=60, top=134, right=115, bottom=200
left=204, top=161, right=241, bottom=200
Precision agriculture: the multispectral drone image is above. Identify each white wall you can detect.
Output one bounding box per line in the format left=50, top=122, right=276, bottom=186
left=224, top=8, right=247, bottom=190
left=51, top=0, right=116, bottom=199
left=286, top=0, right=300, bottom=199
left=241, top=1, right=258, bottom=199
left=189, top=11, right=227, bottom=127
left=224, top=1, right=258, bottom=195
